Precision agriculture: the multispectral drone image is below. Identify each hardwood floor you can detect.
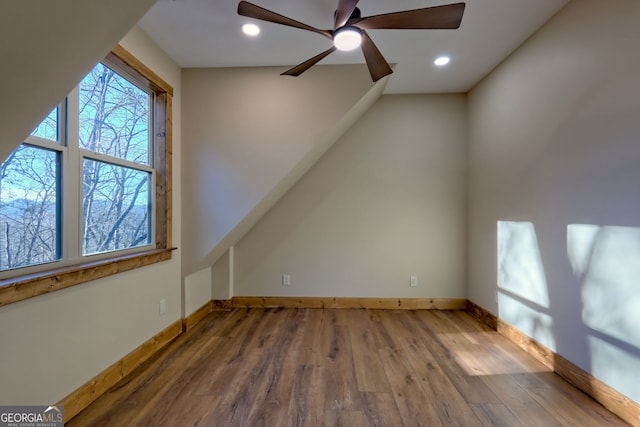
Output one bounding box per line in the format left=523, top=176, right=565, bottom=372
left=68, top=308, right=628, bottom=426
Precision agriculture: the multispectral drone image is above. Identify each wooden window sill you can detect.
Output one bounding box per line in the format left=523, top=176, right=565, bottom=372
left=0, top=248, right=176, bottom=307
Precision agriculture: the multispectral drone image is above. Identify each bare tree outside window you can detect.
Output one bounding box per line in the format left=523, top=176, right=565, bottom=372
left=82, top=159, right=151, bottom=255
left=79, top=63, right=152, bottom=256
left=0, top=145, right=59, bottom=270
left=31, top=107, right=59, bottom=142
left=0, top=60, right=154, bottom=272
left=79, top=63, right=150, bottom=164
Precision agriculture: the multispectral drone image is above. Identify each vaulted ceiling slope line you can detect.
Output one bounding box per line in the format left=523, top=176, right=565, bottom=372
left=180, top=64, right=388, bottom=277
left=0, top=0, right=158, bottom=162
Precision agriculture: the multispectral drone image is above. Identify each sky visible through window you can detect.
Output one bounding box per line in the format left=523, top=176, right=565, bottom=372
left=0, top=61, right=153, bottom=271
left=79, top=63, right=150, bottom=165
left=0, top=145, right=59, bottom=269
left=31, top=107, right=59, bottom=142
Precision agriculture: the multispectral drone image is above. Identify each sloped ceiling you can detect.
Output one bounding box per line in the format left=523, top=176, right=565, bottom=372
left=181, top=65, right=387, bottom=276
left=139, top=0, right=569, bottom=94
left=0, top=0, right=158, bottom=162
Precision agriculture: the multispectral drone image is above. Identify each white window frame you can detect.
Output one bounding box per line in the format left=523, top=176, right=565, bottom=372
left=0, top=45, right=174, bottom=306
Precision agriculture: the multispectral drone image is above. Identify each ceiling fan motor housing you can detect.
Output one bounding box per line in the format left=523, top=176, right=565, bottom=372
left=333, top=6, right=361, bottom=24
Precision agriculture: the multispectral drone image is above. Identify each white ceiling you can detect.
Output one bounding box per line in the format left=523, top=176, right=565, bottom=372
left=139, top=0, right=569, bottom=93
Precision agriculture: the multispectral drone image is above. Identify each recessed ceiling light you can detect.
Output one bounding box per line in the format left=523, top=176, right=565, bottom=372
left=242, top=23, right=260, bottom=36
left=434, top=56, right=451, bottom=66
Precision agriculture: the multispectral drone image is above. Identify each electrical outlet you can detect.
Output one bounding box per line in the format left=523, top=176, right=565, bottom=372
left=410, top=276, right=418, bottom=287
left=159, top=299, right=167, bottom=316
left=282, top=274, right=291, bottom=286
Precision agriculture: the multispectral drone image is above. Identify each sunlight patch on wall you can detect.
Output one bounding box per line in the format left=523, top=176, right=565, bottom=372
left=566, top=224, right=599, bottom=278
left=589, top=335, right=640, bottom=404
left=497, top=221, right=555, bottom=351
left=498, top=221, right=551, bottom=307
left=568, top=224, right=640, bottom=349
left=498, top=292, right=556, bottom=351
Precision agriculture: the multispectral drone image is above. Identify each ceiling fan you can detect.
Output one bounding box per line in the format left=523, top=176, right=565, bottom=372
left=237, top=0, right=466, bottom=82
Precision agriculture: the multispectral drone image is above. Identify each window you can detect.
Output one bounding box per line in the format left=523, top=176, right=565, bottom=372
left=0, top=143, right=60, bottom=270
left=79, top=63, right=153, bottom=256
left=0, top=46, right=173, bottom=303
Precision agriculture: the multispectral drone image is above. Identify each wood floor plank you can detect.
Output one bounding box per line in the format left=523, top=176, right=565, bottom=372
left=377, top=310, right=418, bottom=341
left=378, top=347, right=444, bottom=426
left=408, top=310, right=504, bottom=405
left=323, top=409, right=367, bottom=427
left=67, top=308, right=628, bottom=427
left=470, top=402, right=525, bottom=427
left=348, top=310, right=392, bottom=392
left=211, top=308, right=302, bottom=426
left=401, top=337, right=484, bottom=427
left=361, top=392, right=403, bottom=427
left=193, top=311, right=274, bottom=396
left=479, top=372, right=566, bottom=427
left=526, top=386, right=628, bottom=427
left=240, top=309, right=304, bottom=424
left=287, top=364, right=326, bottom=427
left=367, top=310, right=403, bottom=350
left=246, top=310, right=308, bottom=426
left=321, top=324, right=362, bottom=413
left=432, top=309, right=486, bottom=345
left=448, top=309, right=497, bottom=334
left=550, top=376, right=631, bottom=425
left=298, top=308, right=327, bottom=366
left=69, top=320, right=230, bottom=426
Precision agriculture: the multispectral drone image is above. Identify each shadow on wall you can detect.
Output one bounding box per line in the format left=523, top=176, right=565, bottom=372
left=497, top=221, right=640, bottom=404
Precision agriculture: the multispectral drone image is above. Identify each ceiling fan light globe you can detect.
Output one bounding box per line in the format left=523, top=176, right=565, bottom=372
left=434, top=56, right=450, bottom=66
left=242, top=23, right=260, bottom=36
left=333, top=26, right=362, bottom=51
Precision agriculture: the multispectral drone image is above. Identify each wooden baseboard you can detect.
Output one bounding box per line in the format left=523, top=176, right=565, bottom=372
left=212, top=299, right=233, bottom=310
left=182, top=301, right=213, bottom=332
left=230, top=296, right=467, bottom=310
left=60, top=297, right=638, bottom=425
left=466, top=299, right=498, bottom=329
left=497, top=318, right=556, bottom=370
left=466, top=300, right=640, bottom=426
left=56, top=296, right=461, bottom=422
left=58, top=319, right=182, bottom=422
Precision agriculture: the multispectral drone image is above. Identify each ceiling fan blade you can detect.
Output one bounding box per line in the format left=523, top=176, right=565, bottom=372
left=238, top=1, right=332, bottom=39
left=360, top=31, right=393, bottom=82
left=281, top=47, right=338, bottom=77
left=334, top=0, right=359, bottom=29
left=355, top=3, right=465, bottom=30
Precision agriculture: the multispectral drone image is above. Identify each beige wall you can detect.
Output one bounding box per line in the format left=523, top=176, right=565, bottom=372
left=0, top=0, right=157, bottom=162
left=235, top=94, right=467, bottom=298
left=180, top=65, right=385, bottom=280
left=468, top=0, right=640, bottom=403
left=213, top=249, right=232, bottom=300
left=181, top=65, right=387, bottom=303
left=185, top=266, right=212, bottom=314
left=0, top=27, right=182, bottom=405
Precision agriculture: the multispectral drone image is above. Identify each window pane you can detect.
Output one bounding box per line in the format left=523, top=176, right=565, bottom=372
left=82, top=158, right=151, bottom=255
left=79, top=63, right=150, bottom=165
left=31, top=107, right=59, bottom=142
left=0, top=145, right=60, bottom=271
